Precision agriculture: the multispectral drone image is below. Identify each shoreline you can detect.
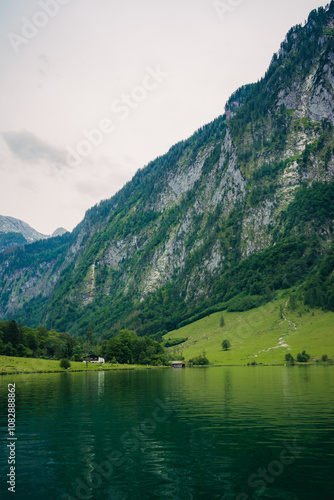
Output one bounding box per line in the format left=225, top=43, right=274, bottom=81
left=0, top=364, right=168, bottom=376
left=1, top=362, right=332, bottom=376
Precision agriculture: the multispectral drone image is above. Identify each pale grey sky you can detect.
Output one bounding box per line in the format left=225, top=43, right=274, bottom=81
left=0, top=0, right=328, bottom=234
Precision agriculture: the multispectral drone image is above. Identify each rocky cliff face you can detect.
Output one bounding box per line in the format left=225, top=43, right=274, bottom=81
left=1, top=3, right=334, bottom=336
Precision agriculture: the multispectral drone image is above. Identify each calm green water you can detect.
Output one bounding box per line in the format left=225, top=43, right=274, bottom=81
left=1, top=366, right=334, bottom=499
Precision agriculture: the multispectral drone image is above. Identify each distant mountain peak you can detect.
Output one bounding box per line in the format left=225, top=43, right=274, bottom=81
left=52, top=227, right=68, bottom=237
left=0, top=215, right=48, bottom=243
left=0, top=216, right=69, bottom=251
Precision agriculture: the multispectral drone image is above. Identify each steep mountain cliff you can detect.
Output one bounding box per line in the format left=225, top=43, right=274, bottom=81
left=1, top=3, right=334, bottom=338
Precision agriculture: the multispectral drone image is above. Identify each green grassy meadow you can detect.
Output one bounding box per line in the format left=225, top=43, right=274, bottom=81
left=164, top=295, right=334, bottom=365
left=0, top=356, right=154, bottom=375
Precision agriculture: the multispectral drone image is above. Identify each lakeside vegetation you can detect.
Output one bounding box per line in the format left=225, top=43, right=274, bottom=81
left=0, top=320, right=170, bottom=367
left=1, top=290, right=333, bottom=373
left=0, top=356, right=162, bottom=375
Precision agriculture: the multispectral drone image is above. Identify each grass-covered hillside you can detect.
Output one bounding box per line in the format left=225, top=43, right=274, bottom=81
left=164, top=292, right=334, bottom=365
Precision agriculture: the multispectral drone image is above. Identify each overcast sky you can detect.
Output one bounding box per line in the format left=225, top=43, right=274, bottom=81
left=0, top=0, right=328, bottom=235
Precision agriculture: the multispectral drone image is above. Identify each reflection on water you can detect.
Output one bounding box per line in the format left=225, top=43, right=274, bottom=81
left=0, top=367, right=333, bottom=499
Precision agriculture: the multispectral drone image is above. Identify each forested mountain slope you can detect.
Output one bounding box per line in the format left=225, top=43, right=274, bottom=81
left=1, top=3, right=334, bottom=340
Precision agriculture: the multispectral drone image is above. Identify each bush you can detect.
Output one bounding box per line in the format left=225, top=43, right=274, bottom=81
left=226, top=295, right=265, bottom=312
left=296, top=350, right=310, bottom=362
left=3, top=343, right=18, bottom=357
left=60, top=359, right=71, bottom=369
left=188, top=355, right=209, bottom=366
left=165, top=337, right=187, bottom=348
left=321, top=354, right=328, bottom=362
left=285, top=353, right=295, bottom=365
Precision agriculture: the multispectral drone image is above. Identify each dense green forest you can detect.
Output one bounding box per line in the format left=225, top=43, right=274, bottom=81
left=101, top=329, right=169, bottom=365
left=0, top=320, right=80, bottom=360
left=0, top=320, right=170, bottom=365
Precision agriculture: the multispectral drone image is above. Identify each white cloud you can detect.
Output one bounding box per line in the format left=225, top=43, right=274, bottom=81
left=2, top=130, right=66, bottom=165
left=0, top=134, right=138, bottom=234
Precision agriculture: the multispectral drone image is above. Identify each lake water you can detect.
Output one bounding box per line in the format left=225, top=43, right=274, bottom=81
left=1, top=366, right=334, bottom=500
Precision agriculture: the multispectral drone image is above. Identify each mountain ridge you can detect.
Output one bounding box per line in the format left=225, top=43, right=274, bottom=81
left=0, top=215, right=68, bottom=239
left=0, top=215, right=48, bottom=243
left=1, top=2, right=334, bottom=339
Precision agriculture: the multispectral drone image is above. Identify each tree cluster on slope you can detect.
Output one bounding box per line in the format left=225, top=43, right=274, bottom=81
left=101, top=329, right=169, bottom=366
